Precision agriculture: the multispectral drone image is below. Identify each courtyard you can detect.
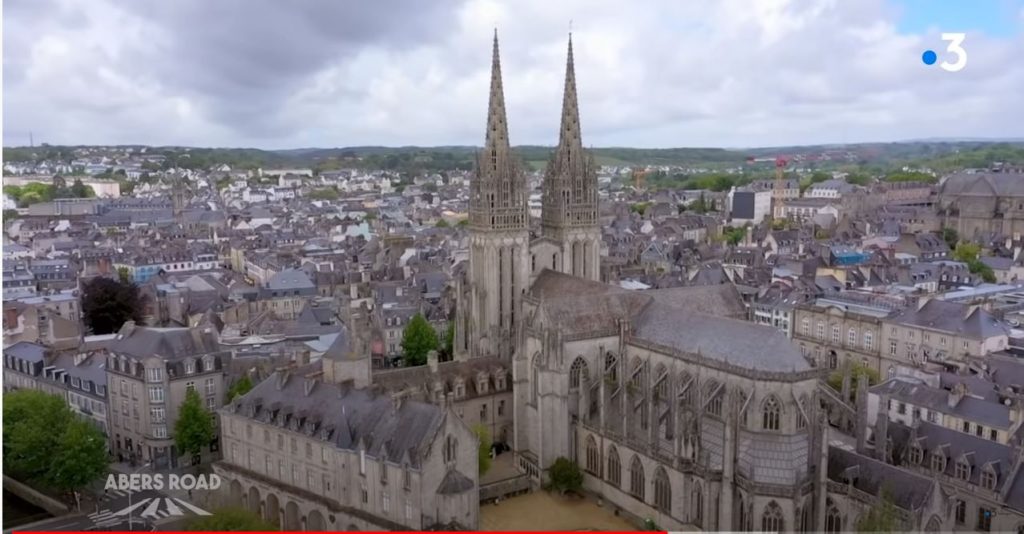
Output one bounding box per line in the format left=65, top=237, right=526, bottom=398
left=480, top=491, right=639, bottom=531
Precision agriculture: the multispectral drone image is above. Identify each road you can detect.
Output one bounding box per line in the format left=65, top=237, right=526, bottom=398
left=12, top=488, right=211, bottom=532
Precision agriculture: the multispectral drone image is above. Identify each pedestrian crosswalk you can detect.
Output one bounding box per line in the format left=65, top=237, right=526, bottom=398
left=88, top=497, right=210, bottom=528
left=100, top=488, right=130, bottom=502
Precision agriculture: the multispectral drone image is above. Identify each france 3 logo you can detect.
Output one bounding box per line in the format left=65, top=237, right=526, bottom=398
left=921, top=33, right=967, bottom=72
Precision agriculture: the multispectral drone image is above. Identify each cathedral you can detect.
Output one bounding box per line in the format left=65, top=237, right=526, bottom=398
left=455, top=32, right=830, bottom=531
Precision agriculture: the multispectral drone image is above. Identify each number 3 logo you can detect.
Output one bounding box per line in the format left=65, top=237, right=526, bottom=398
left=941, top=33, right=967, bottom=72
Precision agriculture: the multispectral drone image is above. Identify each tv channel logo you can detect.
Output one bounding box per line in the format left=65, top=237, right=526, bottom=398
left=922, top=33, right=967, bottom=72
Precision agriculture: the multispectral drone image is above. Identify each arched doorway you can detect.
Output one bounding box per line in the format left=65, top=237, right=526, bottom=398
left=265, top=492, right=281, bottom=528
left=246, top=486, right=261, bottom=516
left=228, top=480, right=244, bottom=508
left=284, top=501, right=300, bottom=531
left=307, top=510, right=325, bottom=531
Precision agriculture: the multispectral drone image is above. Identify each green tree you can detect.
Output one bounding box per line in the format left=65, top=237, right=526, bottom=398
left=69, top=179, right=95, bottom=198
left=3, top=390, right=73, bottom=481
left=456, top=218, right=469, bottom=228
left=846, top=173, right=870, bottom=186
left=809, top=171, right=832, bottom=184
left=630, top=202, right=650, bottom=216
left=186, top=507, right=278, bottom=531
left=857, top=488, right=900, bottom=532
left=308, top=188, right=339, bottom=201
left=174, top=389, right=215, bottom=463
left=723, top=226, right=747, bottom=246
left=435, top=218, right=450, bottom=228
left=474, top=424, right=492, bottom=477
left=401, top=313, right=438, bottom=366
left=226, top=375, right=254, bottom=403
left=3, top=209, right=20, bottom=221
left=941, top=227, right=959, bottom=249
left=81, top=277, right=148, bottom=335
left=692, top=193, right=708, bottom=214
left=117, top=266, right=132, bottom=284
left=953, top=242, right=981, bottom=262
left=547, top=457, right=583, bottom=495
left=49, top=419, right=109, bottom=510
left=827, top=362, right=880, bottom=403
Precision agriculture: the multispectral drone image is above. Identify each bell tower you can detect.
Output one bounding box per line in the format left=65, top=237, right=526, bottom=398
left=541, top=34, right=601, bottom=281
left=458, top=30, right=531, bottom=361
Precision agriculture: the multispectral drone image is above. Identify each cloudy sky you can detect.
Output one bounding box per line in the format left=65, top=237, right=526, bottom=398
left=3, top=0, right=1024, bottom=149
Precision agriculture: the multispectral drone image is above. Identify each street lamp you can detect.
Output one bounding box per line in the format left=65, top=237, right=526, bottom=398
left=127, top=461, right=152, bottom=532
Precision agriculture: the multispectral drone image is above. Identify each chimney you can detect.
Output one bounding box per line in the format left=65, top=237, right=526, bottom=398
left=427, top=350, right=439, bottom=374
left=948, top=382, right=967, bottom=408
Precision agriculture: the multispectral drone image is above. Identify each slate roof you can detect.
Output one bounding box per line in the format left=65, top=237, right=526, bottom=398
left=230, top=369, right=446, bottom=467
left=4, top=341, right=48, bottom=362
left=887, top=299, right=1007, bottom=339
left=109, top=324, right=222, bottom=360
left=827, top=446, right=936, bottom=511
left=903, top=421, right=1020, bottom=496
left=633, top=301, right=810, bottom=373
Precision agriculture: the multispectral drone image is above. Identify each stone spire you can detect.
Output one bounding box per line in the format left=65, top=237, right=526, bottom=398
left=557, top=33, right=581, bottom=151
left=540, top=33, right=601, bottom=280
left=469, top=29, right=527, bottom=232
left=485, top=29, right=509, bottom=150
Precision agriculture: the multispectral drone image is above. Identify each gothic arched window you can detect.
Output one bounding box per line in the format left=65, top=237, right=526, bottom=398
left=653, top=467, right=670, bottom=513
left=762, top=501, right=784, bottom=533
left=678, top=372, right=694, bottom=407
left=584, top=435, right=599, bottom=475
left=653, top=364, right=668, bottom=400
left=691, top=482, right=704, bottom=527
left=825, top=499, right=842, bottom=533
left=705, top=381, right=723, bottom=417
left=763, top=395, right=781, bottom=431
left=569, top=357, right=588, bottom=391
left=629, top=455, right=645, bottom=500
left=605, top=352, right=618, bottom=385
left=607, top=446, right=621, bottom=487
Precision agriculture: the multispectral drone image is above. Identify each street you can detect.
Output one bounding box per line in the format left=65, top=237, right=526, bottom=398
left=10, top=487, right=211, bottom=532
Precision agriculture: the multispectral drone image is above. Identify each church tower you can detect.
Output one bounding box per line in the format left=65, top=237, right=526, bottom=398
left=541, top=35, right=601, bottom=280
left=458, top=31, right=531, bottom=360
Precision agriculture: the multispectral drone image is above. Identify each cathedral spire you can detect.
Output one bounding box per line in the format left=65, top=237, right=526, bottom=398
left=485, top=29, right=509, bottom=148
left=558, top=33, right=581, bottom=148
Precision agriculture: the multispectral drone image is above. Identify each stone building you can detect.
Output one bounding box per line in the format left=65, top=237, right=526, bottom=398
left=105, top=321, right=228, bottom=468
left=514, top=270, right=825, bottom=530
left=792, top=294, right=895, bottom=373
left=938, top=169, right=1024, bottom=240
left=215, top=330, right=480, bottom=530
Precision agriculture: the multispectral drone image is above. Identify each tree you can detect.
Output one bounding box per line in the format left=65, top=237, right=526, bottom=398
left=308, top=188, right=339, bottom=201
left=49, top=419, right=109, bottom=510
left=827, top=362, right=880, bottom=403
left=435, top=219, right=450, bottom=228
left=857, top=488, right=900, bottom=532
left=401, top=313, right=439, bottom=366
left=547, top=457, right=583, bottom=495
left=81, top=277, right=148, bottom=335
left=3, top=209, right=20, bottom=221
left=70, top=179, right=95, bottom=198
left=630, top=202, right=649, bottom=216
left=174, top=389, right=215, bottom=463
left=117, top=266, right=132, bottom=284
left=692, top=193, right=708, bottom=214
left=226, top=374, right=254, bottom=403
left=953, top=242, right=981, bottom=263
left=186, top=507, right=278, bottom=531
left=474, top=424, right=492, bottom=477
left=456, top=218, right=469, bottom=228
left=941, top=227, right=959, bottom=249
left=723, top=226, right=747, bottom=246
left=3, top=390, right=73, bottom=481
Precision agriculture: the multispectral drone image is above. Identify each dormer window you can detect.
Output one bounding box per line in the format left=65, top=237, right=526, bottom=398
left=496, top=375, right=506, bottom=390
left=932, top=453, right=946, bottom=472
left=455, top=383, right=465, bottom=399
left=982, top=468, right=997, bottom=490
left=203, top=356, right=214, bottom=372
left=185, top=360, right=196, bottom=375
left=910, top=445, right=923, bottom=464
left=955, top=460, right=971, bottom=481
